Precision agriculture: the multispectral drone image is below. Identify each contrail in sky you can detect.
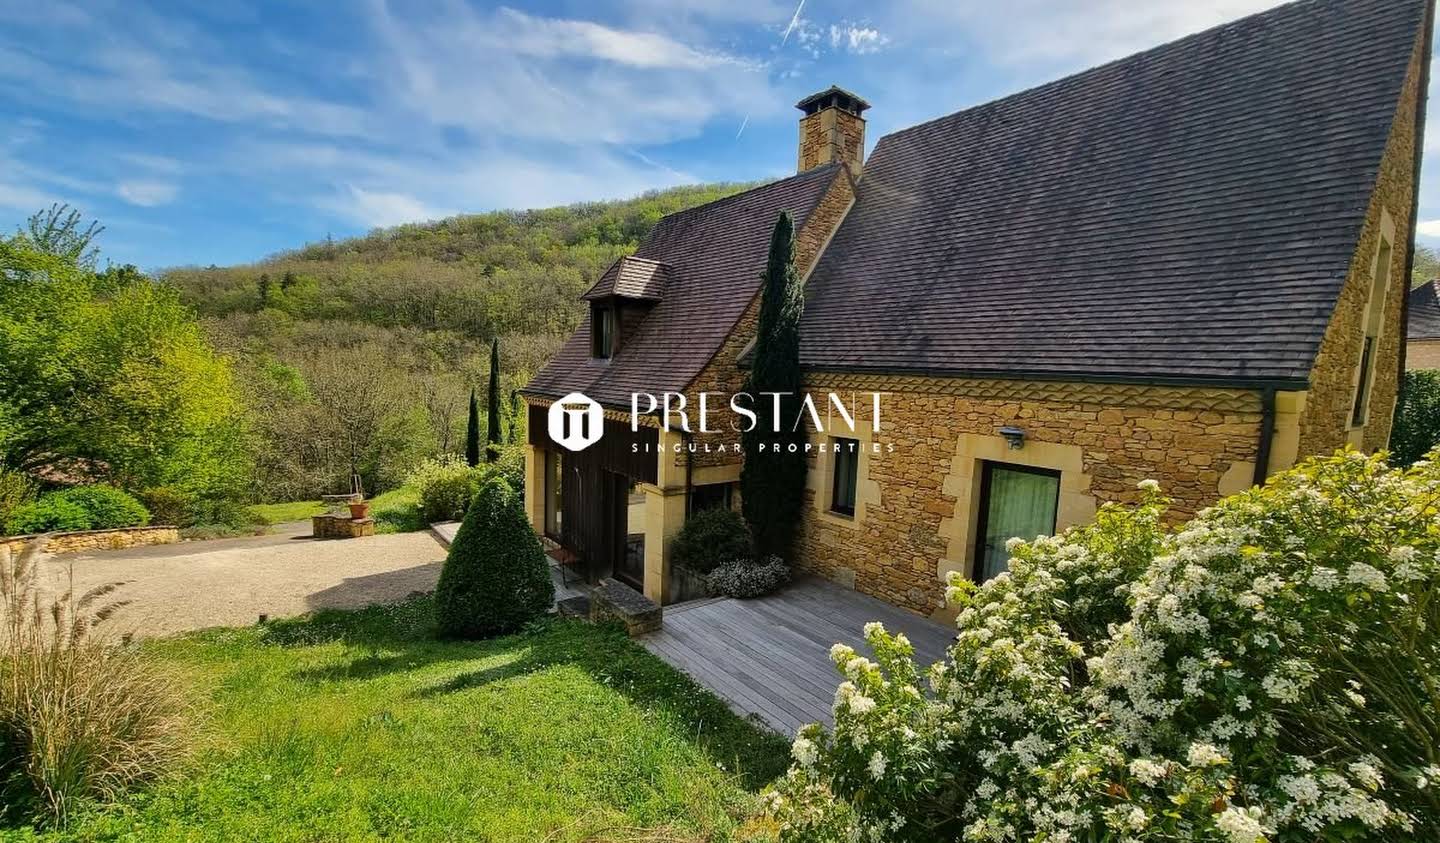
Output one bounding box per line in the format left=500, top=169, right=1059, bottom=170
left=780, top=0, right=806, bottom=46
left=739, top=0, right=806, bottom=140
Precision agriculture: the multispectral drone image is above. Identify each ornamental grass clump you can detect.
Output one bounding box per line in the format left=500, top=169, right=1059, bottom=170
left=770, top=450, right=1440, bottom=842
left=0, top=539, right=186, bottom=824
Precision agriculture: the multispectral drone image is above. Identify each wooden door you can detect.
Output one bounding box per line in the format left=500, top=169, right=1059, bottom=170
left=610, top=474, right=643, bottom=589
left=560, top=465, right=634, bottom=586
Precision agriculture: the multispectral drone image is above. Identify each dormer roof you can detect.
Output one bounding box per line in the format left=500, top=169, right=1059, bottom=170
left=582, top=255, right=671, bottom=302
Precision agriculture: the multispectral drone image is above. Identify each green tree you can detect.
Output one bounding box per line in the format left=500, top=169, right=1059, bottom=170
left=465, top=389, right=481, bottom=468
left=740, top=212, right=807, bottom=559
left=18, top=203, right=102, bottom=268
left=1413, top=243, right=1440, bottom=287
left=0, top=215, right=249, bottom=507
left=434, top=478, right=554, bottom=638
left=486, top=337, right=502, bottom=462
left=1393, top=369, right=1440, bottom=466
left=507, top=390, right=523, bottom=444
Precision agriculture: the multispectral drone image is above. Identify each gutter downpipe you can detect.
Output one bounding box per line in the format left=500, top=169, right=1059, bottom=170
left=1253, top=387, right=1276, bottom=488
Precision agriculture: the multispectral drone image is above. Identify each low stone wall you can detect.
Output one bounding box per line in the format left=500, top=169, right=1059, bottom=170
left=312, top=514, right=376, bottom=539
left=0, top=526, right=180, bottom=557
left=590, top=578, right=662, bottom=636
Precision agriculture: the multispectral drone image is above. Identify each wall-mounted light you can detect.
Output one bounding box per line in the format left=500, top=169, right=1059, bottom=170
left=999, top=426, right=1026, bottom=450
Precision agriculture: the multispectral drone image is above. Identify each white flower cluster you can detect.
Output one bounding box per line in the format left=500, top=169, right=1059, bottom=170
left=769, top=451, right=1440, bottom=843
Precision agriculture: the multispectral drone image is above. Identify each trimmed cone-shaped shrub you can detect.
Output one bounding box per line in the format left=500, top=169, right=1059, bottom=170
left=435, top=478, right=554, bottom=638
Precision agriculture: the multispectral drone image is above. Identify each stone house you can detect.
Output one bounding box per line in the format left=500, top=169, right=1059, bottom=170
left=521, top=0, right=1432, bottom=617
left=1408, top=280, right=1440, bottom=369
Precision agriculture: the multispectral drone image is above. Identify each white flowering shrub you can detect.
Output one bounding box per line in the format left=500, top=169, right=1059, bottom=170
left=707, top=555, right=791, bottom=598
left=770, top=451, right=1440, bottom=842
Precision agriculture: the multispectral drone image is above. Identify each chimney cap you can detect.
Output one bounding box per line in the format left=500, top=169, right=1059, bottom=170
left=795, top=85, right=870, bottom=116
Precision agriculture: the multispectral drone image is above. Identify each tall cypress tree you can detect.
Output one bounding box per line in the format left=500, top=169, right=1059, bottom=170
left=507, top=390, right=523, bottom=443
left=485, top=337, right=503, bottom=462
left=465, top=389, right=481, bottom=467
left=740, top=212, right=807, bottom=559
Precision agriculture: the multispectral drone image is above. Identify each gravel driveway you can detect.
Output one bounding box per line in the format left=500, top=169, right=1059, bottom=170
left=32, top=522, right=446, bottom=639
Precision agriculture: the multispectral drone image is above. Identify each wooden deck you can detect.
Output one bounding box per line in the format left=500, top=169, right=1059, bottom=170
left=640, top=578, right=955, bottom=735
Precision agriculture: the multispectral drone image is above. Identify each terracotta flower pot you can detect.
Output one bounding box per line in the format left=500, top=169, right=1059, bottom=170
left=348, top=502, right=371, bottom=520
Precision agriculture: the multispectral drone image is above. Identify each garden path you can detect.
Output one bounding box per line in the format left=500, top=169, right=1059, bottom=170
left=33, top=523, right=446, bottom=639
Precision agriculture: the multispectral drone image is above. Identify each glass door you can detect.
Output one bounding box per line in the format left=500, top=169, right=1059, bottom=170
left=974, top=462, right=1060, bottom=582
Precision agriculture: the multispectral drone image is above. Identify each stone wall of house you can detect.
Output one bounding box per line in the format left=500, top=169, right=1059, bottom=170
left=675, top=168, right=856, bottom=470
left=1407, top=339, right=1440, bottom=371
left=795, top=374, right=1268, bottom=616
left=1298, top=36, right=1423, bottom=456
left=0, top=525, right=180, bottom=557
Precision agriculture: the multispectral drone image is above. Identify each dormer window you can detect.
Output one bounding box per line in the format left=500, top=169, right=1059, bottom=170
left=580, top=256, right=672, bottom=361
left=592, top=306, right=614, bottom=359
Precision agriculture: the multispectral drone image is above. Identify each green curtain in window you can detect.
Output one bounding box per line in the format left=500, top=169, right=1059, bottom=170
left=980, top=467, right=1059, bottom=581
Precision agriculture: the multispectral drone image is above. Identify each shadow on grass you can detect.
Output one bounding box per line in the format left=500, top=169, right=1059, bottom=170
left=258, top=595, right=790, bottom=790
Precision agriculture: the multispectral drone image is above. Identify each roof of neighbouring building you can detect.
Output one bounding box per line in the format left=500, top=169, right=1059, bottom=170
left=524, top=163, right=843, bottom=406
left=582, top=256, right=672, bottom=301
left=797, top=0, right=1428, bottom=386
left=1411, top=281, right=1440, bottom=340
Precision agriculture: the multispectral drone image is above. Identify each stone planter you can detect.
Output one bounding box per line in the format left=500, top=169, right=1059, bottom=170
left=312, top=514, right=375, bottom=539
left=666, top=564, right=711, bottom=604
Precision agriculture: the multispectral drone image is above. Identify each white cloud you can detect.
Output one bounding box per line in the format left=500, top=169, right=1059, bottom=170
left=0, top=180, right=59, bottom=213
left=367, top=2, right=775, bottom=147
left=903, top=0, right=1288, bottom=68
left=118, top=153, right=184, bottom=175
left=0, top=0, right=767, bottom=244
left=0, top=0, right=370, bottom=138
left=116, top=180, right=179, bottom=207
left=1416, top=219, right=1440, bottom=239
left=326, top=186, right=448, bottom=229
left=489, top=8, right=747, bottom=70
left=829, top=23, right=888, bottom=55
left=245, top=137, right=695, bottom=232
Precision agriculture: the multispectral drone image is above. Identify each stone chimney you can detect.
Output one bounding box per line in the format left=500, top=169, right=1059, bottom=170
left=796, top=86, right=869, bottom=174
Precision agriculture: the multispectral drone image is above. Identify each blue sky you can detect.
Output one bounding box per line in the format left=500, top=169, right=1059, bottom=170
left=2, top=0, right=1438, bottom=269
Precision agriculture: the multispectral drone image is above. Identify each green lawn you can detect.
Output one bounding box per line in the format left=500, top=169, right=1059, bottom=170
left=247, top=500, right=326, bottom=524
left=247, top=487, right=426, bottom=534
left=5, top=598, right=786, bottom=842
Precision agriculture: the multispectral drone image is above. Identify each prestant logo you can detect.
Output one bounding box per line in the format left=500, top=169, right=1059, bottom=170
left=548, top=392, right=604, bottom=452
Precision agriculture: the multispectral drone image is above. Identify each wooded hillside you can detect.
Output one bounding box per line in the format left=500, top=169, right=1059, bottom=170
left=163, top=182, right=756, bottom=501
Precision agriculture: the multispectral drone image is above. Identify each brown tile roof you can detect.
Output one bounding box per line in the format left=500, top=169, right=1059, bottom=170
left=798, top=0, right=1429, bottom=387
left=582, top=256, right=671, bottom=301
left=525, top=163, right=843, bottom=406
left=1411, top=281, right=1440, bottom=340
